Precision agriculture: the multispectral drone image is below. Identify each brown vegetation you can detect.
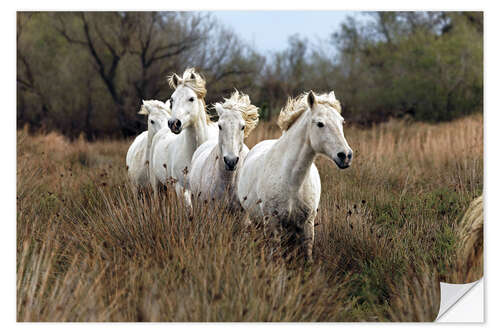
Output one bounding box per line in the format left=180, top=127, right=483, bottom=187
left=17, top=114, right=483, bottom=321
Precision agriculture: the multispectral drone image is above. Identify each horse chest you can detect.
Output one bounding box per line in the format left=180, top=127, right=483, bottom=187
left=168, top=144, right=194, bottom=178
left=261, top=194, right=313, bottom=226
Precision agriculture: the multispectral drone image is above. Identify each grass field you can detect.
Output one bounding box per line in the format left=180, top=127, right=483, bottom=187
left=16, top=114, right=483, bottom=321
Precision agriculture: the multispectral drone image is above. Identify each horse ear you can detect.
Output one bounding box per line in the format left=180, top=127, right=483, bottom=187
left=214, top=103, right=225, bottom=117
left=307, top=91, right=316, bottom=109
left=159, top=100, right=171, bottom=117
left=138, top=101, right=149, bottom=115
left=328, top=90, right=336, bottom=100
left=169, top=74, right=180, bottom=88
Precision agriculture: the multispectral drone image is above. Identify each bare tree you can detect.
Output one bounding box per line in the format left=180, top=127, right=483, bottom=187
left=17, top=13, right=52, bottom=130
left=54, top=12, right=137, bottom=136
left=129, top=12, right=212, bottom=100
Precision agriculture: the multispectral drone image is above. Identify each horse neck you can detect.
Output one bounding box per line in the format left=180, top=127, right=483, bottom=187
left=212, top=145, right=237, bottom=185
left=182, top=101, right=212, bottom=148
left=146, top=121, right=154, bottom=161
left=274, top=112, right=316, bottom=191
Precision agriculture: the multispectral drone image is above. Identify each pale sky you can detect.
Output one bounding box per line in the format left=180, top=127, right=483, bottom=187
left=209, top=11, right=361, bottom=54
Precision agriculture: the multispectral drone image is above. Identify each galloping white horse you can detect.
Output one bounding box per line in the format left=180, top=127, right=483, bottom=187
left=149, top=68, right=218, bottom=201
left=189, top=91, right=259, bottom=211
left=126, top=100, right=170, bottom=187
left=237, top=91, right=353, bottom=262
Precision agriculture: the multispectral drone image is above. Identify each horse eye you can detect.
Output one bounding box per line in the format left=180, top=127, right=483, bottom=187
left=317, top=122, right=324, bottom=128
left=189, top=97, right=195, bottom=102
left=241, top=125, right=245, bottom=131
left=150, top=120, right=155, bottom=124
left=218, top=124, right=222, bottom=130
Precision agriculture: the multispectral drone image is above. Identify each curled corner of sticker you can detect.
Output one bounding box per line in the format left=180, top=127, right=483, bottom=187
left=436, top=278, right=483, bottom=322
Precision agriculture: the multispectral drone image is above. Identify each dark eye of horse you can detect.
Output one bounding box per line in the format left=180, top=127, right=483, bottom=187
left=241, top=125, right=245, bottom=131
left=317, top=122, right=324, bottom=128
left=150, top=120, right=155, bottom=124
left=218, top=124, right=222, bottom=130
left=189, top=97, right=195, bottom=102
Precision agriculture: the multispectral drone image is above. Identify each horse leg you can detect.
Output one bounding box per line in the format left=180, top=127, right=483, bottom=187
left=265, top=216, right=282, bottom=262
left=183, top=188, right=193, bottom=210
left=174, top=183, right=184, bottom=200
left=151, top=174, right=159, bottom=199
left=175, top=184, right=193, bottom=213
left=303, top=213, right=316, bottom=264
left=242, top=214, right=252, bottom=227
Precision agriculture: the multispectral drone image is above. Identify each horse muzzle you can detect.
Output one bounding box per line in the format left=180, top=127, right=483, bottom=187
left=223, top=155, right=239, bottom=171
left=168, top=118, right=182, bottom=134
left=333, top=149, right=353, bottom=169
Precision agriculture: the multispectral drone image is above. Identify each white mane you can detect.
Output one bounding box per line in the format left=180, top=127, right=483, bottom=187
left=139, top=99, right=171, bottom=116
left=277, top=91, right=342, bottom=131
left=216, top=90, right=259, bottom=138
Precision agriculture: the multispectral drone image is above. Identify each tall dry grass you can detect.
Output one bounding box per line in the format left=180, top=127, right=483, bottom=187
left=17, top=114, right=483, bottom=321
left=446, top=195, right=483, bottom=284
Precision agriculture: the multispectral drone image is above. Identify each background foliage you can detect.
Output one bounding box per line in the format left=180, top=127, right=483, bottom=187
left=17, top=11, right=483, bottom=139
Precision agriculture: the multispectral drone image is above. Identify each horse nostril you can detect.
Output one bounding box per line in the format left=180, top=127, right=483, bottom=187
left=223, top=156, right=239, bottom=169
left=337, top=152, right=346, bottom=160
left=168, top=119, right=182, bottom=132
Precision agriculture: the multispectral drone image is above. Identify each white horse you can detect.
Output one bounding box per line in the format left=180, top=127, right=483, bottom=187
left=189, top=91, right=259, bottom=212
left=237, top=91, right=353, bottom=262
left=149, top=120, right=176, bottom=195
left=126, top=100, right=171, bottom=188
left=149, top=68, right=218, bottom=201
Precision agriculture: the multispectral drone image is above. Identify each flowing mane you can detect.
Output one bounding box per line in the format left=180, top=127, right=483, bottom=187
left=138, top=99, right=171, bottom=116
left=218, top=90, right=260, bottom=138
left=167, top=67, right=213, bottom=124
left=168, top=67, right=207, bottom=99
left=277, top=91, right=342, bottom=131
